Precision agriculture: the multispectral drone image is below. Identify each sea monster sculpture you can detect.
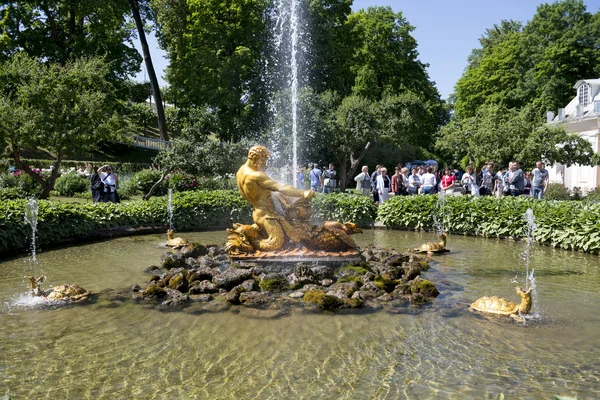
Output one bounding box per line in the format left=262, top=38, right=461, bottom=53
left=225, top=145, right=361, bottom=255
left=411, top=233, right=450, bottom=254
left=470, top=287, right=532, bottom=323
left=166, top=229, right=189, bottom=249
left=28, top=276, right=90, bottom=302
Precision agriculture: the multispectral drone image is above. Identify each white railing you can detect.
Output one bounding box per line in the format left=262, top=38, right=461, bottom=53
left=131, top=135, right=171, bottom=151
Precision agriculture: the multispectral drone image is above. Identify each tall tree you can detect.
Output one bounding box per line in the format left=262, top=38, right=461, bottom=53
left=0, top=54, right=125, bottom=198
left=129, top=0, right=169, bottom=140
left=0, top=0, right=141, bottom=78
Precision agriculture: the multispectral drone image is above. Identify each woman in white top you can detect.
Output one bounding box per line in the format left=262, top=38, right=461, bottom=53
left=97, top=165, right=119, bottom=203
left=461, top=165, right=479, bottom=196
left=376, top=167, right=391, bottom=204
left=420, top=166, right=436, bottom=194
left=408, top=168, right=420, bottom=195
left=354, top=165, right=371, bottom=196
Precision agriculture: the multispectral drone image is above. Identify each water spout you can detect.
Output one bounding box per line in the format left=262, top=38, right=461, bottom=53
left=521, top=208, right=539, bottom=317
left=167, top=188, right=174, bottom=230
left=24, top=198, right=39, bottom=276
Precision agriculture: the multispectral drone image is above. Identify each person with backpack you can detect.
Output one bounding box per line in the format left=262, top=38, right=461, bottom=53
left=90, top=165, right=103, bottom=203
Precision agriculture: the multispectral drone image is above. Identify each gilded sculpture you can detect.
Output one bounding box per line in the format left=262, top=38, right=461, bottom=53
left=470, top=287, right=532, bottom=323
left=225, top=145, right=361, bottom=255
left=410, top=233, right=450, bottom=254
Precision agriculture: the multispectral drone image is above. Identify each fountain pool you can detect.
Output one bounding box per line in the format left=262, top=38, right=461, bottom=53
left=1, top=230, right=599, bottom=399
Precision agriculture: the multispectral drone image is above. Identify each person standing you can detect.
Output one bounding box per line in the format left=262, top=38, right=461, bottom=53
left=323, top=163, right=337, bottom=194
left=354, top=166, right=371, bottom=196
left=90, top=165, right=103, bottom=203
left=461, top=165, right=477, bottom=196
left=440, top=168, right=456, bottom=195
left=506, top=161, right=524, bottom=196
left=309, top=163, right=322, bottom=192
left=420, top=167, right=436, bottom=194
left=98, top=165, right=119, bottom=203
left=408, top=168, right=420, bottom=195
left=531, top=161, right=549, bottom=199
left=371, top=165, right=382, bottom=204
left=297, top=168, right=305, bottom=189
left=377, top=167, right=391, bottom=204
left=391, top=165, right=407, bottom=196
left=480, top=163, right=497, bottom=196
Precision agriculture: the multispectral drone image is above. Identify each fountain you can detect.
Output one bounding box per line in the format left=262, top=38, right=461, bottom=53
left=23, top=197, right=40, bottom=278
left=167, top=188, right=174, bottom=231
left=521, top=208, right=539, bottom=317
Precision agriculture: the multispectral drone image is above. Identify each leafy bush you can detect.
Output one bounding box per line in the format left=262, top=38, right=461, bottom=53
left=124, top=169, right=168, bottom=196
left=584, top=188, right=600, bottom=203
left=0, top=159, right=151, bottom=175
left=168, top=171, right=199, bottom=192
left=0, top=187, right=28, bottom=201
left=0, top=172, right=19, bottom=188
left=543, top=183, right=571, bottom=201
left=311, top=192, right=378, bottom=226
left=0, top=190, right=252, bottom=255
left=54, top=173, right=89, bottom=196
left=378, top=195, right=600, bottom=254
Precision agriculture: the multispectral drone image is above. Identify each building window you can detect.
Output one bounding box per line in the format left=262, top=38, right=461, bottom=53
left=578, top=83, right=590, bottom=106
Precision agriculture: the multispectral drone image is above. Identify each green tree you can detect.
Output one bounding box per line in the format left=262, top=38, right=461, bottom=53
left=153, top=0, right=271, bottom=141
left=0, top=0, right=141, bottom=77
left=0, top=54, right=125, bottom=198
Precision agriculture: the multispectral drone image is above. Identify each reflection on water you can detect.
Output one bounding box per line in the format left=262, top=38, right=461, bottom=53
left=1, top=230, right=599, bottom=399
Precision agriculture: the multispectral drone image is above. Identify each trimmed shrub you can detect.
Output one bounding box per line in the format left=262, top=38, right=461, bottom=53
left=54, top=173, right=89, bottom=196
left=168, top=171, right=199, bottom=192
left=123, top=169, right=168, bottom=196
left=0, top=190, right=252, bottom=255
left=311, top=192, right=377, bottom=226
left=0, top=187, right=28, bottom=201
left=378, top=195, right=600, bottom=254
left=544, top=183, right=571, bottom=201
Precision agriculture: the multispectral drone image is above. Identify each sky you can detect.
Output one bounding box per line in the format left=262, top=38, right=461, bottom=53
left=133, top=0, right=600, bottom=100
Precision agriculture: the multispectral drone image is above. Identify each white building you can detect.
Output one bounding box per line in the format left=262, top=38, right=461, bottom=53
left=547, top=79, right=600, bottom=191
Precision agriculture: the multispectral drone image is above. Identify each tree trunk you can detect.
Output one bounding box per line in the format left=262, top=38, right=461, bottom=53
left=11, top=141, right=63, bottom=199
left=346, top=141, right=372, bottom=189
left=143, top=172, right=166, bottom=200
left=129, top=0, right=169, bottom=141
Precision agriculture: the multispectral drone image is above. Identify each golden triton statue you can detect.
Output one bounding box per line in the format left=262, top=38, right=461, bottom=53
left=225, top=145, right=362, bottom=255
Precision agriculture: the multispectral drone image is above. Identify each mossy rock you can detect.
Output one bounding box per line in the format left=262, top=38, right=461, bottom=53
left=303, top=289, right=325, bottom=305
left=259, top=276, right=289, bottom=292
left=374, top=274, right=395, bottom=293
left=418, top=261, right=430, bottom=270
left=143, top=284, right=167, bottom=298
left=337, top=275, right=364, bottom=285
left=339, top=263, right=372, bottom=275
left=344, top=297, right=363, bottom=308
left=321, top=295, right=344, bottom=310
left=410, top=277, right=439, bottom=297
left=168, top=273, right=188, bottom=292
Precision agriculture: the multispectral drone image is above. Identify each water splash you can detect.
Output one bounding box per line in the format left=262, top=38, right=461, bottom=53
left=432, top=185, right=447, bottom=234
left=521, top=208, right=539, bottom=318
left=24, top=198, right=40, bottom=277
left=167, top=188, right=174, bottom=230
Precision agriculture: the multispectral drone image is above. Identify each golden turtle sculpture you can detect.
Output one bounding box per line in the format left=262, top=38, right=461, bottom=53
left=470, top=286, right=532, bottom=323
left=411, top=233, right=450, bottom=254
left=166, top=229, right=189, bottom=249
left=28, top=276, right=90, bottom=303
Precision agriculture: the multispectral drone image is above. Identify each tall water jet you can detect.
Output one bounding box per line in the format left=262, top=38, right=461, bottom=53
left=270, top=0, right=303, bottom=183
left=24, top=198, right=40, bottom=276
left=432, top=184, right=447, bottom=235
left=167, top=188, right=174, bottom=230
left=521, top=208, right=539, bottom=316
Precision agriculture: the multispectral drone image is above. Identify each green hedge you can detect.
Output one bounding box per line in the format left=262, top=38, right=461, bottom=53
left=0, top=190, right=377, bottom=256
left=0, top=190, right=252, bottom=256
left=378, top=195, right=600, bottom=254
left=311, top=192, right=378, bottom=226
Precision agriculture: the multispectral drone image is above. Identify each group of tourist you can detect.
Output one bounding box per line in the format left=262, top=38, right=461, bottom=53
left=350, top=160, right=550, bottom=205
left=297, top=163, right=339, bottom=194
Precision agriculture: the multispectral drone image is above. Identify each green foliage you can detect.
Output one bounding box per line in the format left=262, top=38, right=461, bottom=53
left=0, top=190, right=252, bottom=255
left=153, top=138, right=250, bottom=176
left=378, top=195, right=600, bottom=254
left=123, top=169, right=168, bottom=197
left=168, top=171, right=199, bottom=192
left=543, top=183, right=572, bottom=201
left=454, top=1, right=600, bottom=118
left=311, top=193, right=377, bottom=226
left=0, top=187, right=27, bottom=201
left=53, top=173, right=89, bottom=197
left=0, top=54, right=126, bottom=198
